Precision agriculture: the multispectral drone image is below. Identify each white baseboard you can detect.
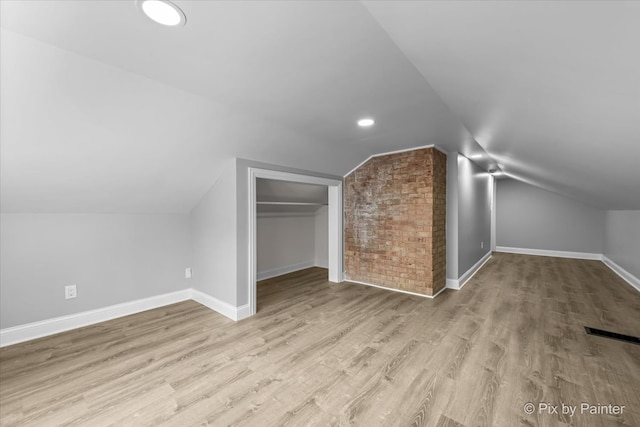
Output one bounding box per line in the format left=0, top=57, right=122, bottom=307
left=9, top=250, right=632, bottom=348
left=489, top=247, right=638, bottom=293
left=315, top=259, right=328, bottom=269
left=602, top=256, right=640, bottom=293
left=432, top=284, right=448, bottom=298
left=257, top=261, right=315, bottom=281
left=236, top=304, right=252, bottom=321
left=496, top=246, right=602, bottom=260
left=0, top=287, right=258, bottom=347
left=447, top=251, right=492, bottom=290
left=345, top=279, right=447, bottom=299
left=190, top=289, right=243, bottom=321
left=0, top=289, right=191, bottom=348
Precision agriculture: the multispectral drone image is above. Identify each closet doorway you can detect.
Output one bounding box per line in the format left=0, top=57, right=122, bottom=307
left=248, top=168, right=343, bottom=315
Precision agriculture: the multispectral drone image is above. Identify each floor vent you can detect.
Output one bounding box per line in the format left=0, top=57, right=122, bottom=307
left=584, top=327, right=640, bottom=345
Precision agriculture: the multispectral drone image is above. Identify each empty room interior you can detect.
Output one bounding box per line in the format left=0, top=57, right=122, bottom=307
left=1, top=1, right=639, bottom=426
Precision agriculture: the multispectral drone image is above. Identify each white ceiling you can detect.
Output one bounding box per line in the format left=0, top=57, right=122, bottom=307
left=364, top=1, right=640, bottom=209
left=1, top=0, right=638, bottom=212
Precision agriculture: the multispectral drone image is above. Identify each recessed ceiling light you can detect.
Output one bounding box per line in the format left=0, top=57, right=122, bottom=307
left=357, top=118, right=375, bottom=127
left=469, top=154, right=484, bottom=159
left=137, top=0, right=186, bottom=26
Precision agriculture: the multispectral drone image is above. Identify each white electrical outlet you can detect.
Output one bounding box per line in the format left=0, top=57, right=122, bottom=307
left=185, top=268, right=192, bottom=279
left=65, top=285, right=77, bottom=299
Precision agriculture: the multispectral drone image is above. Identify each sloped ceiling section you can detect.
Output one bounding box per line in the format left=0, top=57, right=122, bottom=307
left=0, top=0, right=484, bottom=213
left=364, top=1, right=640, bottom=209
left=1, top=1, right=638, bottom=212
left=0, top=30, right=367, bottom=213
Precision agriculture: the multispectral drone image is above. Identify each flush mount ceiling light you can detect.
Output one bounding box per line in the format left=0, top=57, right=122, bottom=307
left=137, top=0, right=186, bottom=26
left=357, top=118, right=375, bottom=127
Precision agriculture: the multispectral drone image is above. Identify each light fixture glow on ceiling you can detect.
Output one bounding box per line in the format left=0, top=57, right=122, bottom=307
left=357, top=118, right=375, bottom=127
left=469, top=154, right=484, bottom=159
left=138, top=0, right=186, bottom=26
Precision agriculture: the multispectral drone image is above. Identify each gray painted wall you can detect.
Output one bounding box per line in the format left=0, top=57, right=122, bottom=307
left=190, top=159, right=238, bottom=306
left=189, top=158, right=339, bottom=309
left=0, top=213, right=190, bottom=328
left=457, top=155, right=492, bottom=276
left=604, top=210, right=640, bottom=279
left=496, top=179, right=605, bottom=254
left=257, top=214, right=315, bottom=274
left=314, top=206, right=329, bottom=268
left=235, top=158, right=342, bottom=306
left=445, top=152, right=459, bottom=279
left=446, top=153, right=492, bottom=280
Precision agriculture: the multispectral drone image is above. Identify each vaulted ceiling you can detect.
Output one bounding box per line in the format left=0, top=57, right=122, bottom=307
left=1, top=1, right=638, bottom=212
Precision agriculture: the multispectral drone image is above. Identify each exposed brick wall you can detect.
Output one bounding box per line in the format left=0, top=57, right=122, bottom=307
left=344, top=147, right=446, bottom=296
left=431, top=149, right=447, bottom=295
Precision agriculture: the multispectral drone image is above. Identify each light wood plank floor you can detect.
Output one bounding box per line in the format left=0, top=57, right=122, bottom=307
left=1, top=253, right=639, bottom=426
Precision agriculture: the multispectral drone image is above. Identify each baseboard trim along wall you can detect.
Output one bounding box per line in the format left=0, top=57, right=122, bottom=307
left=0, top=288, right=249, bottom=348
left=345, top=279, right=448, bottom=299
left=256, top=261, right=316, bottom=281
left=1, top=263, right=324, bottom=347
left=496, top=247, right=640, bottom=293
left=0, top=289, right=191, bottom=348
left=447, top=252, right=492, bottom=291
left=602, top=256, right=640, bottom=293
left=495, top=246, right=602, bottom=260
left=190, top=289, right=251, bottom=322
left=5, top=253, right=636, bottom=347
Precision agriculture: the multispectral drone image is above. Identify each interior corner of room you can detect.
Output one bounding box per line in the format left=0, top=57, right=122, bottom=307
left=2, top=152, right=637, bottom=346
left=1, top=1, right=639, bottom=424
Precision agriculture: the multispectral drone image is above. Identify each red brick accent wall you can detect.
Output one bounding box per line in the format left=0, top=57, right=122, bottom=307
left=344, top=147, right=446, bottom=296
left=431, top=149, right=447, bottom=295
